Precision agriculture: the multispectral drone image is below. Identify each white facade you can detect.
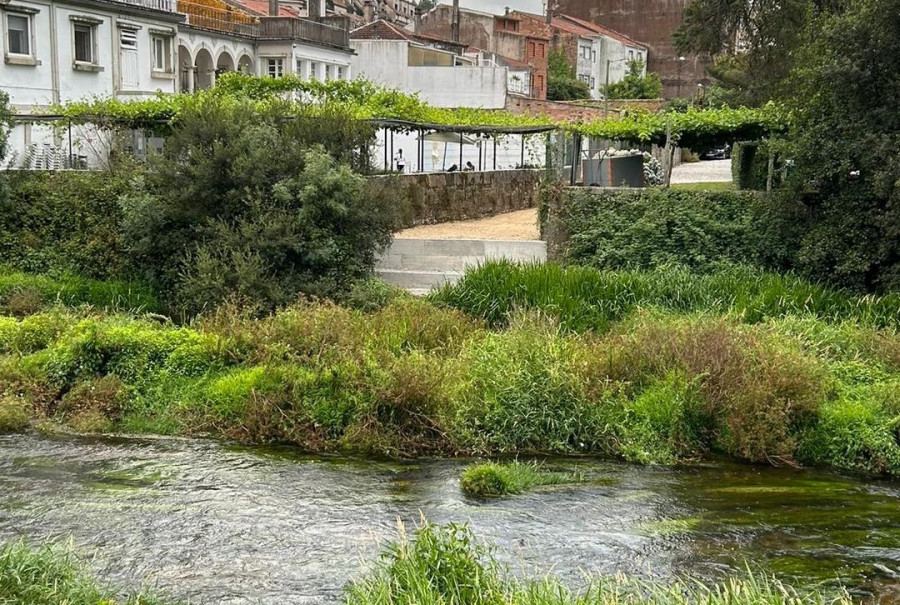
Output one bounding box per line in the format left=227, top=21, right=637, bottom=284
left=351, top=39, right=507, bottom=109
left=0, top=0, right=181, bottom=111
left=587, top=37, right=647, bottom=100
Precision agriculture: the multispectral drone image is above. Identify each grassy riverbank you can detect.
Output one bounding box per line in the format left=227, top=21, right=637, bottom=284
left=0, top=524, right=850, bottom=605
left=1, top=264, right=899, bottom=476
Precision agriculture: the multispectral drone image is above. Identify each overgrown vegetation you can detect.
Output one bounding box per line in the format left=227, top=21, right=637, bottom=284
left=0, top=540, right=172, bottom=605
left=3, top=524, right=850, bottom=605
left=2, top=264, right=899, bottom=476
left=345, top=522, right=851, bottom=605
left=460, top=461, right=585, bottom=497
left=547, top=48, right=591, bottom=101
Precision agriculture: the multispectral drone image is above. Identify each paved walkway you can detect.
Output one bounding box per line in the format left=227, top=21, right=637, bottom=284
left=671, top=159, right=732, bottom=184
left=395, top=208, right=540, bottom=241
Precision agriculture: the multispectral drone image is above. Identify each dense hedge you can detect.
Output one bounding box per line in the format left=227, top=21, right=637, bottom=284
left=0, top=171, right=132, bottom=279
left=541, top=186, right=787, bottom=272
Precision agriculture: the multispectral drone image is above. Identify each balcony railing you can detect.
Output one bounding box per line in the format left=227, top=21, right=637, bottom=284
left=257, top=17, right=349, bottom=48
left=117, top=0, right=177, bottom=12
left=178, top=0, right=259, bottom=35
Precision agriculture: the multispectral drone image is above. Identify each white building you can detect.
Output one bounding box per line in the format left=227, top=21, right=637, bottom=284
left=1, top=0, right=355, bottom=167
left=350, top=19, right=507, bottom=109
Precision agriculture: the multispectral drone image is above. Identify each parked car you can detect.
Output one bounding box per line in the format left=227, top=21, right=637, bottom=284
left=700, top=144, right=732, bottom=160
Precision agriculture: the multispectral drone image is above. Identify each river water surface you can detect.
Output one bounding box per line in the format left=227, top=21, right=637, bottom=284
left=2, top=433, right=900, bottom=604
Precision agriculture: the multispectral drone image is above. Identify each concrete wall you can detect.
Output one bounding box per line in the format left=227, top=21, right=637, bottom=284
left=555, top=0, right=708, bottom=98
left=351, top=39, right=507, bottom=108
left=377, top=169, right=547, bottom=229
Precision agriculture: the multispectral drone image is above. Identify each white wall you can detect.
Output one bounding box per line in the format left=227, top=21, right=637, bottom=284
left=351, top=39, right=507, bottom=109
left=590, top=37, right=648, bottom=100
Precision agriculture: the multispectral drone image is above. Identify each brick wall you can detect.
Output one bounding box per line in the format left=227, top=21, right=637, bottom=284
left=374, top=169, right=545, bottom=229
left=505, top=95, right=666, bottom=121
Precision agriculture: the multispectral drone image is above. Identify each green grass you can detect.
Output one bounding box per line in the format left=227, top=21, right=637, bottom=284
left=671, top=181, right=735, bottom=192
left=0, top=271, right=161, bottom=316
left=460, top=461, right=586, bottom=497
left=345, top=522, right=851, bottom=605
left=0, top=540, right=174, bottom=604
left=2, top=268, right=900, bottom=476
left=430, top=262, right=900, bottom=332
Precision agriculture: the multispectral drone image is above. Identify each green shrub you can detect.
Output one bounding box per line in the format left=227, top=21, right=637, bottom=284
left=731, top=141, right=773, bottom=191
left=0, top=171, right=135, bottom=278
left=0, top=395, right=29, bottom=433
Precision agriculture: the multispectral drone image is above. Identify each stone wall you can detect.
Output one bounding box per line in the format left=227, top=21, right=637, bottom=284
left=376, top=169, right=546, bottom=230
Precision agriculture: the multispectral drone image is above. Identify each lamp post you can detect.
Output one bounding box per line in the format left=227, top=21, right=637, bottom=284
left=604, top=57, right=628, bottom=117
left=677, top=55, right=686, bottom=97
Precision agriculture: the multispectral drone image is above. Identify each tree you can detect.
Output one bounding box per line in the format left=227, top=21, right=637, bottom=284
left=605, top=58, right=663, bottom=100
left=780, top=0, right=900, bottom=290
left=416, top=0, right=434, bottom=10
left=547, top=48, right=590, bottom=101
left=122, top=96, right=395, bottom=313
left=673, top=0, right=844, bottom=105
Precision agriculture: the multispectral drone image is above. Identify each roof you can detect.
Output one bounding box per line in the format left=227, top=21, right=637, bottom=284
left=226, top=0, right=299, bottom=18
left=350, top=19, right=416, bottom=40
left=558, top=14, right=647, bottom=49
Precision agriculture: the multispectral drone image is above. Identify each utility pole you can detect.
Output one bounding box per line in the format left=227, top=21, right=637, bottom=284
left=451, top=0, right=460, bottom=44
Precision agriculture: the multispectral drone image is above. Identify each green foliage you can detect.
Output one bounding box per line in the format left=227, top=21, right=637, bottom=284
left=460, top=460, right=585, bottom=497
left=0, top=395, right=29, bottom=433
left=0, top=170, right=137, bottom=279
left=784, top=0, right=900, bottom=292
left=431, top=262, right=900, bottom=332
left=547, top=48, right=590, bottom=101
left=56, top=73, right=784, bottom=149
left=0, top=540, right=174, bottom=605
left=122, top=95, right=394, bottom=313
left=345, top=522, right=851, bottom=605
left=556, top=188, right=766, bottom=274
left=605, top=58, right=663, bottom=100
left=731, top=141, right=772, bottom=191
left=0, top=271, right=160, bottom=316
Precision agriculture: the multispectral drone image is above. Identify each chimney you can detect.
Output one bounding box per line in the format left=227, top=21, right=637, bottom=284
left=414, top=6, right=422, bottom=34
left=451, top=0, right=460, bottom=43
left=308, top=0, right=323, bottom=20
left=363, top=0, right=375, bottom=23
left=268, top=0, right=278, bottom=16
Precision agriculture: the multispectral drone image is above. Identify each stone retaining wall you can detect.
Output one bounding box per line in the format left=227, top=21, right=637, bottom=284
left=377, top=169, right=546, bottom=230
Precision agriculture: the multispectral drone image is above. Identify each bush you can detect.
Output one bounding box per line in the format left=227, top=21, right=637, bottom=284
left=0, top=271, right=160, bottom=315
left=123, top=97, right=391, bottom=313
left=0, top=395, right=29, bottom=433
left=731, top=141, right=773, bottom=191
left=0, top=171, right=135, bottom=278
left=551, top=187, right=766, bottom=273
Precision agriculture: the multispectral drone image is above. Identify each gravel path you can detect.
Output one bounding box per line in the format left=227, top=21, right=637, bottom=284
left=671, top=159, right=733, bottom=184
left=395, top=208, right=540, bottom=241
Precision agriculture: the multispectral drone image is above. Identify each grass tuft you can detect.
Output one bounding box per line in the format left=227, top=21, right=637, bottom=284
left=460, top=460, right=586, bottom=497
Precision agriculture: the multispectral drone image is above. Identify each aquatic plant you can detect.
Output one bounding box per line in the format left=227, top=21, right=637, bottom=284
left=460, top=460, right=586, bottom=497
left=0, top=540, right=173, bottom=605
left=344, top=522, right=852, bottom=605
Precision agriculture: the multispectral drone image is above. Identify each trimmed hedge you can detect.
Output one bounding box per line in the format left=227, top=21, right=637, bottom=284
left=541, top=186, right=786, bottom=272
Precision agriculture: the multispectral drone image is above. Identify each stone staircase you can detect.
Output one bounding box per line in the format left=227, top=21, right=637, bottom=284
left=376, top=238, right=547, bottom=294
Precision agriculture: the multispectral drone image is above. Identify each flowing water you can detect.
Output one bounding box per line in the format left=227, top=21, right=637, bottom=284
left=2, top=433, right=900, bottom=604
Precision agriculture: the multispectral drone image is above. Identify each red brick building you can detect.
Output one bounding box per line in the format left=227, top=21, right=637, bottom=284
left=554, top=0, right=709, bottom=98
left=417, top=5, right=550, bottom=99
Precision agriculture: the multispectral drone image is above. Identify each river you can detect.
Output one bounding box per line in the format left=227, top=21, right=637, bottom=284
left=1, top=433, right=899, bottom=603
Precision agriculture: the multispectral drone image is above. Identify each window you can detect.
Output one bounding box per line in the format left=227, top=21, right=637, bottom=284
left=336, top=66, right=344, bottom=80
left=592, top=50, right=596, bottom=62
left=324, top=64, right=331, bottom=80
left=73, top=24, right=92, bottom=62
left=296, top=58, right=304, bottom=76
left=6, top=13, right=31, bottom=56
left=151, top=34, right=172, bottom=73
left=538, top=43, right=545, bottom=58
left=119, top=28, right=138, bottom=88
left=309, top=61, right=318, bottom=80
left=590, top=77, right=595, bottom=88
left=267, top=58, right=283, bottom=77
left=628, top=50, right=634, bottom=60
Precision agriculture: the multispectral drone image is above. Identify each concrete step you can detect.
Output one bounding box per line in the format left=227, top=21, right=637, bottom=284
left=376, top=269, right=463, bottom=291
